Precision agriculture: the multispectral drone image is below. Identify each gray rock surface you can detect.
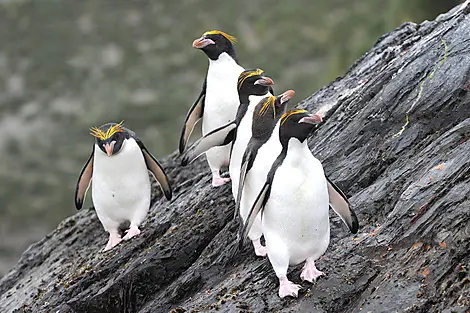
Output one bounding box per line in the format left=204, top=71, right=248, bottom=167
left=1, top=3, right=469, bottom=313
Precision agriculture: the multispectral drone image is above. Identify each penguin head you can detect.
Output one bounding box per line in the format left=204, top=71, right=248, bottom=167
left=237, top=69, right=274, bottom=98
left=90, top=122, right=130, bottom=157
left=193, top=30, right=237, bottom=61
left=279, top=110, right=323, bottom=145
left=251, top=90, right=295, bottom=138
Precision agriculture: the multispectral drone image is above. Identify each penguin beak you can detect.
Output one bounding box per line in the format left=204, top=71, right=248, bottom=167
left=280, top=90, right=295, bottom=104
left=104, top=142, right=115, bottom=157
left=299, top=114, right=323, bottom=124
left=254, top=77, right=274, bottom=87
left=193, top=37, right=215, bottom=49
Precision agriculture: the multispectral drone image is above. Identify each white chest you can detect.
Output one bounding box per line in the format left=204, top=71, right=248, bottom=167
left=203, top=53, right=244, bottom=132
left=230, top=94, right=271, bottom=195
left=263, top=140, right=330, bottom=264
left=239, top=122, right=283, bottom=216
left=271, top=140, right=328, bottom=208
left=91, top=139, right=151, bottom=217
left=248, top=122, right=283, bottom=185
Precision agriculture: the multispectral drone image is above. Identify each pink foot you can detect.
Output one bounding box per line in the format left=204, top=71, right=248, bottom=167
left=103, top=232, right=122, bottom=251
left=252, top=238, right=267, bottom=257
left=300, top=259, right=324, bottom=283
left=122, top=225, right=141, bottom=240
left=278, top=276, right=302, bottom=298
left=212, top=175, right=231, bottom=187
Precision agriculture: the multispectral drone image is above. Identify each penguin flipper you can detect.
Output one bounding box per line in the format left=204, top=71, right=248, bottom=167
left=181, top=122, right=237, bottom=166
left=136, top=139, right=172, bottom=201
left=75, top=147, right=94, bottom=210
left=179, top=78, right=207, bottom=154
left=326, top=176, right=359, bottom=234
left=234, top=150, right=254, bottom=219
left=240, top=182, right=270, bottom=244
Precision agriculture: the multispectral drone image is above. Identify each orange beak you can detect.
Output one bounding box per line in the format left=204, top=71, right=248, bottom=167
left=104, top=143, right=113, bottom=157
left=299, top=114, right=323, bottom=124
left=254, top=76, right=275, bottom=87
left=280, top=90, right=295, bottom=104
left=192, top=37, right=215, bottom=49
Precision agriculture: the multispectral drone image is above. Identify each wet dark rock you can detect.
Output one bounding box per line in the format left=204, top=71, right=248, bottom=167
left=1, top=3, right=470, bottom=313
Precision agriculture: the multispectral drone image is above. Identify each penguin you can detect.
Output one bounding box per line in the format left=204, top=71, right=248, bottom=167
left=179, top=30, right=245, bottom=187
left=181, top=68, right=274, bottom=203
left=75, top=122, right=172, bottom=251
left=241, top=110, right=359, bottom=298
left=234, top=90, right=295, bottom=256
left=182, top=89, right=292, bottom=257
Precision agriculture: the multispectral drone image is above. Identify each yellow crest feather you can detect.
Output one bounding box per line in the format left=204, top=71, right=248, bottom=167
left=90, top=121, right=125, bottom=140
left=281, top=110, right=308, bottom=125
left=237, top=68, right=264, bottom=89
left=203, top=30, right=237, bottom=44
left=258, top=96, right=277, bottom=118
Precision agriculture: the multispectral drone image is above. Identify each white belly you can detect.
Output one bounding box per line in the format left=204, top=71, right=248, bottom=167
left=230, top=94, right=271, bottom=198
left=202, top=53, right=244, bottom=170
left=262, top=140, right=330, bottom=265
left=239, top=122, right=282, bottom=240
left=91, top=139, right=151, bottom=229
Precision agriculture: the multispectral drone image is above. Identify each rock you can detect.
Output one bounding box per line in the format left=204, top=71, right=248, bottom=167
left=1, top=3, right=469, bottom=313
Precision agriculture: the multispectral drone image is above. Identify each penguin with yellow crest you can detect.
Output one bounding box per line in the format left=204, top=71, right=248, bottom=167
left=242, top=110, right=359, bottom=298
left=75, top=122, right=172, bottom=251
left=234, top=90, right=295, bottom=256
left=179, top=30, right=244, bottom=187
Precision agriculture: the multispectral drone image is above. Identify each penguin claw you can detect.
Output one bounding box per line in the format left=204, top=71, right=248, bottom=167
left=278, top=281, right=302, bottom=298
left=254, top=246, right=267, bottom=257
left=300, top=260, right=325, bottom=283
left=253, top=243, right=267, bottom=257
left=103, top=233, right=122, bottom=251
left=122, top=226, right=141, bottom=240
left=212, top=176, right=231, bottom=187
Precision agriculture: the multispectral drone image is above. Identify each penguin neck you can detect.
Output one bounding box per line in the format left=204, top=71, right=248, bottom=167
left=235, top=92, right=271, bottom=123
left=285, top=138, right=309, bottom=162
left=248, top=93, right=272, bottom=107
left=209, top=52, right=238, bottom=66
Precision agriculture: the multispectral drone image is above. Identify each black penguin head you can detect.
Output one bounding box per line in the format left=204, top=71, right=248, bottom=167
left=251, top=90, right=295, bottom=139
left=193, top=30, right=237, bottom=61
left=279, top=110, right=323, bottom=145
left=237, top=69, right=274, bottom=100
left=90, top=122, right=130, bottom=157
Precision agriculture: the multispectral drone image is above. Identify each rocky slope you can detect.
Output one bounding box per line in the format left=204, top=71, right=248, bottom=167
left=0, top=0, right=461, bottom=279
left=1, top=3, right=469, bottom=313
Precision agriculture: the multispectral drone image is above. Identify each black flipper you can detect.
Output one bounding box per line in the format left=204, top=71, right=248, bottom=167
left=239, top=182, right=271, bottom=248
left=234, top=149, right=256, bottom=219
left=75, top=146, right=94, bottom=210
left=179, top=78, right=207, bottom=154
left=136, top=139, right=172, bottom=201
left=326, top=176, right=359, bottom=234
left=181, top=121, right=237, bottom=166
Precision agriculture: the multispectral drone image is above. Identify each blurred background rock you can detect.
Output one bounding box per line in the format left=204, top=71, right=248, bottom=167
left=0, top=0, right=462, bottom=277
